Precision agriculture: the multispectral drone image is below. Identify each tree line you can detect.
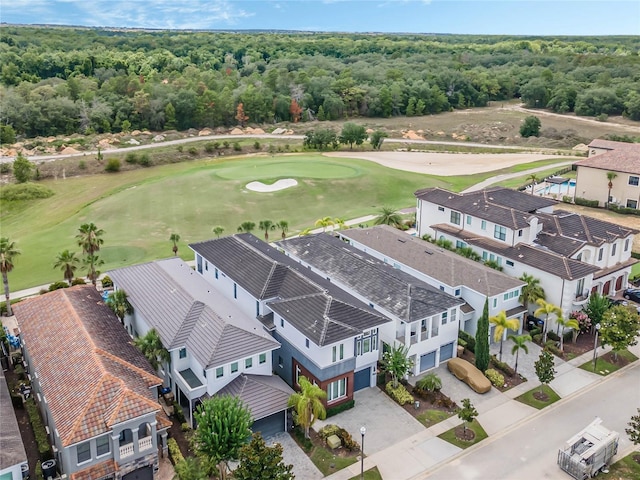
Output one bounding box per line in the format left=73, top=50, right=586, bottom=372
left=1, top=27, right=639, bottom=139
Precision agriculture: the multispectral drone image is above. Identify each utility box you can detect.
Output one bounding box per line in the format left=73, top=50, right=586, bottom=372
left=557, top=417, right=619, bottom=479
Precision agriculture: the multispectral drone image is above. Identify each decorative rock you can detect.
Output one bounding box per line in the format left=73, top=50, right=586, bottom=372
left=126, top=139, right=141, bottom=145
left=230, top=128, right=244, bottom=135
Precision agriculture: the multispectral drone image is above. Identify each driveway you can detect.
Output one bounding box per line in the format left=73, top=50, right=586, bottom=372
left=267, top=432, right=324, bottom=480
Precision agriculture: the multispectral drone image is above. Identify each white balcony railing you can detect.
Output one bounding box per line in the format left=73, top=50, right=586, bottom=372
left=138, top=436, right=153, bottom=451
left=119, top=443, right=135, bottom=459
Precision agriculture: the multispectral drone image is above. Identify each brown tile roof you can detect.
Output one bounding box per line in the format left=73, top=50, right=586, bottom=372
left=13, top=285, right=164, bottom=446
left=588, top=139, right=638, bottom=151
left=70, top=459, right=118, bottom=480
left=577, top=141, right=640, bottom=175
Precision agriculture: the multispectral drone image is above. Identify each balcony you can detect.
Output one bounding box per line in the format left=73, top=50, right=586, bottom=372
left=573, top=292, right=590, bottom=307
left=120, top=442, right=134, bottom=459
left=138, top=436, right=153, bottom=452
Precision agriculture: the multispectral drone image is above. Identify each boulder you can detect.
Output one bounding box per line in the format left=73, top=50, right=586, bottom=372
left=230, top=128, right=244, bottom=135
left=252, top=128, right=265, bottom=134
left=271, top=128, right=286, bottom=135
left=199, top=128, right=213, bottom=136
left=152, top=135, right=165, bottom=142
left=126, top=139, right=141, bottom=145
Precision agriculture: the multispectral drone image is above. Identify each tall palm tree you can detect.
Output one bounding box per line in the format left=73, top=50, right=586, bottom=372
left=606, top=171, right=617, bottom=208
left=258, top=220, right=276, bottom=241
left=0, top=237, right=20, bottom=317
left=169, top=233, right=180, bottom=256
left=507, top=334, right=531, bottom=376
left=212, top=226, right=225, bottom=238
left=489, top=311, right=520, bottom=361
left=76, top=223, right=104, bottom=285
left=555, top=316, right=579, bottom=351
left=519, top=273, right=546, bottom=311
left=134, top=328, right=170, bottom=371
left=287, top=376, right=326, bottom=439
left=314, top=217, right=334, bottom=233
left=526, top=174, right=539, bottom=195
left=54, top=250, right=80, bottom=285
left=534, top=299, right=562, bottom=344
left=237, top=221, right=256, bottom=234
left=107, top=289, right=133, bottom=323
left=276, top=220, right=289, bottom=240
left=374, top=206, right=402, bottom=227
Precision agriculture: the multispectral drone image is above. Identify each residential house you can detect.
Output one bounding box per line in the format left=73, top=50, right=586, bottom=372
left=108, top=258, right=292, bottom=437
left=190, top=234, right=391, bottom=408
left=12, top=285, right=171, bottom=480
left=339, top=225, right=527, bottom=337
left=415, top=186, right=637, bottom=329
left=275, top=233, right=465, bottom=375
left=574, top=139, right=640, bottom=208
left=1, top=369, right=28, bottom=480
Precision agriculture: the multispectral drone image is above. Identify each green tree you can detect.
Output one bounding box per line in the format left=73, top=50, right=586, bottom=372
left=534, top=350, right=556, bottom=394
left=164, top=102, right=176, bottom=129
left=406, top=97, right=416, bottom=116
left=212, top=226, right=225, bottom=238
left=76, top=222, right=104, bottom=285
left=475, top=299, right=490, bottom=372
left=12, top=153, right=32, bottom=183
left=258, top=220, right=276, bottom=241
left=489, top=311, right=520, bottom=362
left=381, top=343, right=414, bottom=388
left=276, top=220, right=289, bottom=240
left=534, top=299, right=561, bottom=344
left=585, top=292, right=610, bottom=327
left=237, top=221, right=256, bottom=234
left=456, top=398, right=478, bottom=437
left=234, top=432, right=294, bottom=480
left=303, top=128, right=338, bottom=150
left=107, top=289, right=133, bottom=323
left=169, top=233, right=180, bottom=256
left=606, top=171, right=617, bottom=208
left=133, top=328, right=170, bottom=370
left=415, top=372, right=442, bottom=396
left=520, top=116, right=541, bottom=137
left=373, top=206, right=402, bottom=227
left=0, top=237, right=20, bottom=317
left=339, top=122, right=367, bottom=149
left=519, top=273, right=546, bottom=309
left=626, top=408, right=640, bottom=446
left=288, top=376, right=326, bottom=439
left=0, top=124, right=16, bottom=145
left=520, top=79, right=549, bottom=108
left=555, top=316, right=579, bottom=351
left=369, top=130, right=387, bottom=150
left=54, top=249, right=80, bottom=285
left=194, top=395, right=253, bottom=480
left=507, top=334, right=531, bottom=376
left=600, top=305, right=640, bottom=360
left=174, top=457, right=209, bottom=480
left=314, top=216, right=334, bottom=232
left=333, top=217, right=348, bottom=230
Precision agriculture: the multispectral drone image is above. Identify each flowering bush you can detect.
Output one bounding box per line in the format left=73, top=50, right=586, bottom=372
left=570, top=311, right=591, bottom=334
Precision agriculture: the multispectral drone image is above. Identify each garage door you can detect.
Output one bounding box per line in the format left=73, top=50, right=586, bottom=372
left=354, top=367, right=371, bottom=391
left=122, top=466, right=153, bottom=480
left=440, top=342, right=454, bottom=362
left=252, top=411, right=285, bottom=439
left=419, top=351, right=436, bottom=372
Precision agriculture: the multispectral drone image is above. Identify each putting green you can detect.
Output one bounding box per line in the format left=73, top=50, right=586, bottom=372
left=213, top=160, right=360, bottom=181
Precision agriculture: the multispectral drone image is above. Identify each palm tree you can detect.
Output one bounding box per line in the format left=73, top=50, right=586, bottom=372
left=519, top=273, right=546, bottom=311
left=381, top=343, right=414, bottom=388
left=314, top=217, right=334, bottom=233
left=287, top=376, right=326, bottom=439
left=212, top=226, right=225, bottom=238
left=534, top=299, right=562, bottom=344
left=107, top=289, right=133, bottom=323
left=169, top=233, right=180, bottom=256
left=374, top=206, right=402, bottom=227
left=258, top=220, right=276, bottom=241
left=0, top=237, right=20, bottom=317
left=507, top=334, right=531, bottom=376
left=299, top=228, right=313, bottom=237
left=76, top=223, right=104, bottom=285
left=526, top=174, right=539, bottom=195
left=54, top=250, right=80, bottom=285
left=276, top=220, right=289, bottom=240
left=555, top=316, right=579, bottom=351
left=134, top=328, right=170, bottom=371
left=489, top=311, right=520, bottom=361
left=606, top=171, right=617, bottom=208
left=333, top=217, right=348, bottom=230
left=82, top=255, right=104, bottom=285
left=237, top=221, right=256, bottom=234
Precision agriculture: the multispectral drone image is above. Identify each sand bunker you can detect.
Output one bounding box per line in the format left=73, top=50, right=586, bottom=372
left=246, top=178, right=298, bottom=192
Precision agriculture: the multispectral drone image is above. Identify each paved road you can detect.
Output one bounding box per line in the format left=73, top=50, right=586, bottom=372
left=419, top=361, right=640, bottom=480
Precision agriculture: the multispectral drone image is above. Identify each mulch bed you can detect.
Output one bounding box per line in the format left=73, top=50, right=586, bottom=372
left=554, top=331, right=596, bottom=359
left=454, top=425, right=476, bottom=442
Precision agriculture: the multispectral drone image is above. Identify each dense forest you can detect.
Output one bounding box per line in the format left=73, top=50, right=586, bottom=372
left=1, top=26, right=639, bottom=139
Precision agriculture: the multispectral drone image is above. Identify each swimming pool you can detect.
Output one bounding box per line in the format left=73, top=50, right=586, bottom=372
left=538, top=179, right=576, bottom=196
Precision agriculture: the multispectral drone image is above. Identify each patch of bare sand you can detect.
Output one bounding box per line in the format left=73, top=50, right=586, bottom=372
left=322, top=151, right=578, bottom=176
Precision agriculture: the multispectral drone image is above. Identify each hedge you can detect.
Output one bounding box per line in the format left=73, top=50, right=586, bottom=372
left=326, top=399, right=354, bottom=418
left=167, top=438, right=184, bottom=465
left=25, top=397, right=52, bottom=460
left=608, top=204, right=640, bottom=216
left=458, top=330, right=476, bottom=353
left=385, top=382, right=414, bottom=405
left=490, top=355, right=516, bottom=377
left=574, top=197, right=599, bottom=208
left=484, top=368, right=505, bottom=388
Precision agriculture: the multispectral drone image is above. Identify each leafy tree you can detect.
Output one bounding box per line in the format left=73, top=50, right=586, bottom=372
left=288, top=376, right=326, bottom=439
left=314, top=216, right=334, bottom=232
left=381, top=343, right=414, bottom=388
left=76, top=223, right=105, bottom=285
left=12, top=153, right=32, bottom=183
left=534, top=350, right=556, bottom=394
left=0, top=237, right=20, bottom=316
left=456, top=398, right=478, bottom=437
left=475, top=299, right=490, bottom=372
left=339, top=122, right=367, bottom=149
left=370, top=130, right=387, bottom=150
left=585, top=292, right=610, bottom=327
left=555, top=316, right=579, bottom=351
left=258, top=220, right=276, bottom=241
left=520, top=79, right=549, bottom=108
left=575, top=88, right=624, bottom=117
left=599, top=305, right=640, bottom=360
left=169, top=233, right=180, bottom=256
left=606, top=171, right=617, bottom=208
left=489, top=311, right=520, bottom=362
left=234, top=432, right=294, bottom=480
left=194, top=395, right=253, bottom=480
left=373, top=206, right=402, bottom=227
left=508, top=334, right=531, bottom=376
left=520, top=116, right=541, bottom=138
left=276, top=220, right=289, bottom=240
left=54, top=249, right=79, bottom=285
left=133, top=328, right=169, bottom=370
left=624, top=91, right=640, bottom=120
left=212, top=226, right=225, bottom=238
left=0, top=124, right=16, bottom=145
left=174, top=457, right=209, bottom=480
left=107, top=289, right=133, bottom=323
left=304, top=128, right=338, bottom=150
left=626, top=408, right=640, bottom=446
left=519, top=273, right=546, bottom=309
left=534, top=299, right=561, bottom=343
left=237, top=221, right=256, bottom=234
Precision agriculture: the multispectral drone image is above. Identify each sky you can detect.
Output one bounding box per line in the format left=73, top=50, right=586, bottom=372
left=1, top=0, right=639, bottom=36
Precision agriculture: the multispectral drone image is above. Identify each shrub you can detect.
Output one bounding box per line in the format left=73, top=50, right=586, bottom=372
left=318, top=424, right=359, bottom=451
left=292, top=426, right=313, bottom=451
left=458, top=338, right=467, bottom=349
left=574, top=197, right=599, bottom=208
left=533, top=333, right=543, bottom=344
left=25, top=398, right=52, bottom=459
left=212, top=141, right=220, bottom=149
left=608, top=204, right=640, bottom=216
left=188, top=146, right=198, bottom=156
left=547, top=331, right=560, bottom=342
left=544, top=341, right=563, bottom=357
left=252, top=141, right=260, bottom=150
left=167, top=438, right=184, bottom=465
left=597, top=113, right=608, bottom=122
left=561, top=196, right=572, bottom=203
left=78, top=160, right=86, bottom=170
left=233, top=142, right=242, bottom=151
left=529, top=327, right=541, bottom=337
left=520, top=116, right=541, bottom=137
left=125, top=152, right=138, bottom=164
left=48, top=281, right=69, bottom=292
left=181, top=422, right=190, bottom=432
left=458, top=330, right=476, bottom=353
left=326, top=399, right=354, bottom=417
left=204, top=142, right=215, bottom=153
left=0, top=183, right=54, bottom=201
left=386, top=381, right=414, bottom=405
left=138, top=153, right=152, bottom=167
left=223, top=141, right=230, bottom=149
left=485, top=368, right=505, bottom=388
left=71, top=278, right=86, bottom=286
left=415, top=372, right=442, bottom=393
left=177, top=145, right=183, bottom=153
left=101, top=275, right=113, bottom=288
left=105, top=158, right=121, bottom=172
left=0, top=163, right=12, bottom=174
left=173, top=402, right=186, bottom=423
left=490, top=355, right=516, bottom=377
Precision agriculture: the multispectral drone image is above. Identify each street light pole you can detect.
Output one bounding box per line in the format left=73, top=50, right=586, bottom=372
left=360, top=426, right=366, bottom=480
left=593, top=323, right=601, bottom=370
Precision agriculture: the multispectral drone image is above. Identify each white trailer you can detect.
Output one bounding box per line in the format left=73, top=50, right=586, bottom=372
left=557, top=417, right=619, bottom=479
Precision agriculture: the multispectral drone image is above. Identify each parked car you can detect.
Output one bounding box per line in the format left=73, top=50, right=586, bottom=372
left=447, top=358, right=491, bottom=394
left=608, top=296, right=640, bottom=313
left=526, top=314, right=544, bottom=331
left=623, top=288, right=640, bottom=303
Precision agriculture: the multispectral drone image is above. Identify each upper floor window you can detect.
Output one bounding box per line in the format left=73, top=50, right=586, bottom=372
left=450, top=211, right=461, bottom=225
left=233, top=283, right=237, bottom=299
left=466, top=215, right=472, bottom=225
left=625, top=238, right=630, bottom=251
left=216, top=367, right=223, bottom=378
left=598, top=248, right=604, bottom=261
left=305, top=338, right=310, bottom=348
left=205, top=261, right=208, bottom=271
left=494, top=225, right=507, bottom=241
left=96, top=435, right=110, bottom=456
left=481, top=220, right=487, bottom=230
left=612, top=243, right=617, bottom=256
left=454, top=288, right=461, bottom=296
left=77, top=441, right=91, bottom=464
left=506, top=260, right=514, bottom=267
left=441, top=311, right=448, bottom=325
left=231, top=362, right=238, bottom=373
left=518, top=229, right=523, bottom=237
left=245, top=358, right=253, bottom=369
left=332, top=344, right=344, bottom=362
left=438, top=206, right=445, bottom=212
left=629, top=176, right=639, bottom=186
left=215, top=268, right=219, bottom=279
left=259, top=353, right=266, bottom=364
left=179, top=348, right=187, bottom=359
left=356, top=329, right=378, bottom=356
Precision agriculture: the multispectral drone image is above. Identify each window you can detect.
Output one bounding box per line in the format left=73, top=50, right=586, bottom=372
left=179, top=348, right=186, bottom=359
left=278, top=356, right=283, bottom=368
left=259, top=353, right=266, bottom=364
left=518, top=229, right=523, bottom=237
left=625, top=238, right=630, bottom=251
left=216, top=367, right=223, bottom=378
left=205, top=261, right=208, bottom=271
left=450, top=211, right=461, bottom=225
left=441, top=311, right=448, bottom=325
left=280, top=318, right=284, bottom=328
left=494, top=225, right=506, bottom=241
left=481, top=220, right=487, bottom=230
left=466, top=215, right=472, bottom=225
left=629, top=176, right=639, bottom=186
left=245, top=358, right=253, bottom=369
left=493, top=298, right=497, bottom=308
left=482, top=251, right=488, bottom=260
left=295, top=365, right=301, bottom=385
left=506, top=260, right=514, bottom=267
left=438, top=206, right=445, bottom=212
left=576, top=278, right=585, bottom=297
left=455, top=240, right=466, bottom=249
left=454, top=288, right=461, bottom=296
left=598, top=248, right=604, bottom=261
left=450, top=309, right=457, bottom=324
left=627, top=199, right=638, bottom=209
left=96, top=435, right=110, bottom=456
left=256, top=301, right=260, bottom=316
left=504, top=293, right=509, bottom=301
left=231, top=362, right=238, bottom=373
left=305, top=338, right=310, bottom=348
left=439, top=285, right=445, bottom=291
left=233, top=283, right=237, bottom=299
left=612, top=243, right=617, bottom=256
left=215, top=268, right=218, bottom=279
left=355, top=329, right=378, bottom=355
left=77, top=441, right=91, bottom=464
left=332, top=344, right=344, bottom=362
left=327, top=378, right=347, bottom=402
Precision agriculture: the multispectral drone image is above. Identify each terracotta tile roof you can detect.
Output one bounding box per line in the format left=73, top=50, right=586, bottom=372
left=70, top=459, right=118, bottom=480
left=13, top=285, right=164, bottom=447
left=577, top=141, right=640, bottom=175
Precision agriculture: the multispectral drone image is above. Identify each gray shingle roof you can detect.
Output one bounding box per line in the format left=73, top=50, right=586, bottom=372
left=0, top=370, right=27, bottom=470
left=108, top=258, right=279, bottom=369
left=216, top=374, right=294, bottom=421
left=341, top=225, right=524, bottom=297
left=277, top=234, right=463, bottom=321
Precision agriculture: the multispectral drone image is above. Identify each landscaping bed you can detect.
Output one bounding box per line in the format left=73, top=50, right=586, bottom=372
left=458, top=349, right=527, bottom=391
left=579, top=349, right=638, bottom=375
left=290, top=426, right=360, bottom=476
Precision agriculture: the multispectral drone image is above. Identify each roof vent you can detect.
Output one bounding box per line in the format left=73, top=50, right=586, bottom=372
left=397, top=238, right=406, bottom=243
left=425, top=250, right=433, bottom=255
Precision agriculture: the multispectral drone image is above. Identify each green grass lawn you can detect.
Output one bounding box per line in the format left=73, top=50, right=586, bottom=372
left=598, top=452, right=640, bottom=479
left=437, top=419, right=488, bottom=449
left=579, top=350, right=638, bottom=376
left=417, top=409, right=454, bottom=428
left=310, top=446, right=358, bottom=476
left=515, top=384, right=561, bottom=409
left=349, top=466, right=383, bottom=480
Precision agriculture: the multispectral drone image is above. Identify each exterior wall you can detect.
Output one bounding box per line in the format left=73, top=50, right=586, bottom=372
left=293, top=359, right=354, bottom=407
left=0, top=464, right=25, bottom=480
left=575, top=165, right=640, bottom=209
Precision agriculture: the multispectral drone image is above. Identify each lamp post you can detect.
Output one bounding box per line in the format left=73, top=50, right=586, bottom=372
left=592, top=323, right=601, bottom=370
left=360, top=426, right=366, bottom=480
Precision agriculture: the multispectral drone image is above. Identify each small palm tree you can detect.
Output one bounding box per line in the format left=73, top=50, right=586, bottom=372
left=527, top=174, right=539, bottom=195
left=288, top=376, right=326, bottom=439
left=534, top=299, right=562, bottom=344
left=374, top=206, right=402, bottom=227
left=107, top=289, right=133, bottom=323
left=169, top=233, right=180, bottom=256
left=555, top=316, right=579, bottom=351
left=519, top=273, right=546, bottom=311
left=134, top=328, right=170, bottom=371
left=489, top=311, right=520, bottom=362
left=606, top=171, right=617, bottom=208
left=76, top=223, right=105, bottom=285
left=381, top=343, right=414, bottom=388
left=212, top=226, right=225, bottom=238
left=82, top=254, right=104, bottom=285
left=314, top=217, right=334, bottom=233
left=333, top=217, right=348, bottom=230
left=258, top=220, right=276, bottom=241
left=299, top=228, right=313, bottom=237
left=54, top=250, right=80, bottom=285
left=0, top=237, right=20, bottom=316
left=507, top=334, right=531, bottom=375
left=276, top=220, right=289, bottom=240
left=237, top=221, right=256, bottom=234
